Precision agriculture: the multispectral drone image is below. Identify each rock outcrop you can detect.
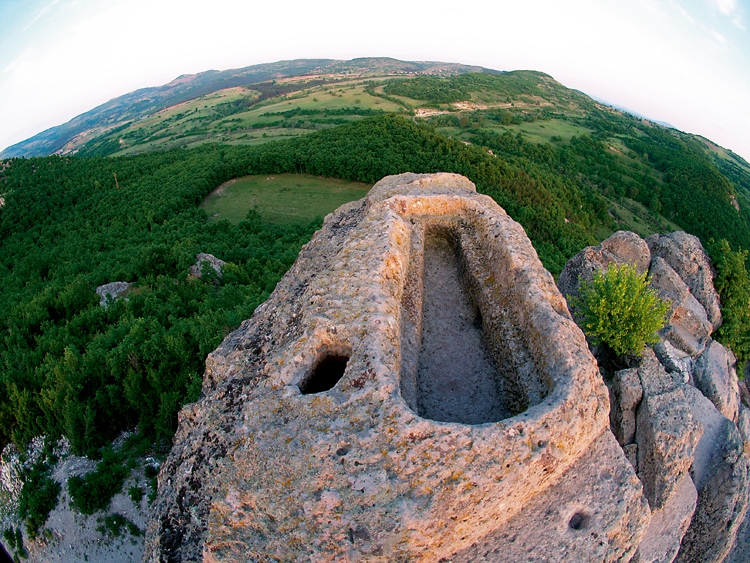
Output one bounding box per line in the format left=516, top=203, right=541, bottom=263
left=560, top=229, right=749, bottom=563
left=646, top=232, right=722, bottom=329
left=189, top=253, right=225, bottom=279
left=145, top=174, right=649, bottom=562
left=95, top=281, right=132, bottom=307
left=557, top=230, right=650, bottom=305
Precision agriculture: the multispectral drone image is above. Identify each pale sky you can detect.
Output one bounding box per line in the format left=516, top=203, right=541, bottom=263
left=1, top=0, right=749, bottom=161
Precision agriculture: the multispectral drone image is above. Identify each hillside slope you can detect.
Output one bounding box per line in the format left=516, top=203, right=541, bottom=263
left=0, top=58, right=488, bottom=159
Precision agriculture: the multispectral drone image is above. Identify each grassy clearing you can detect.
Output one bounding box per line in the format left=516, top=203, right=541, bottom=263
left=200, top=173, right=372, bottom=224
left=498, top=119, right=593, bottom=144
left=603, top=197, right=682, bottom=239
left=434, top=119, right=593, bottom=146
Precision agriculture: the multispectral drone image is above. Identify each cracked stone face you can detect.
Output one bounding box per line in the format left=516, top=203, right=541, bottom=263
left=145, top=173, right=616, bottom=563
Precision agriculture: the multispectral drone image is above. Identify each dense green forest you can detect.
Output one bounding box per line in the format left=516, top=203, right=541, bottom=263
left=2, top=113, right=750, bottom=461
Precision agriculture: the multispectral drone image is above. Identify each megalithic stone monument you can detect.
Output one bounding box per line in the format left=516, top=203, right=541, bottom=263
left=145, top=173, right=650, bottom=562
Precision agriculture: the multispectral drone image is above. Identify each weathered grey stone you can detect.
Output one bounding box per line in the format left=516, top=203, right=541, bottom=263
left=648, top=257, right=711, bottom=356
left=739, top=407, right=750, bottom=457
left=145, top=173, right=614, bottom=562
left=611, top=368, right=643, bottom=446
left=625, top=444, right=639, bottom=470
left=95, top=281, right=132, bottom=307
left=633, top=473, right=697, bottom=563
left=447, top=431, right=650, bottom=563
left=636, top=385, right=700, bottom=510
left=693, top=340, right=741, bottom=423
left=739, top=379, right=750, bottom=409
left=189, top=252, right=226, bottom=279
left=684, top=385, right=731, bottom=489
left=557, top=230, right=650, bottom=306
left=675, top=417, right=749, bottom=563
left=646, top=232, right=722, bottom=329
left=654, top=339, right=693, bottom=385
left=726, top=510, right=750, bottom=563
left=638, top=347, right=683, bottom=398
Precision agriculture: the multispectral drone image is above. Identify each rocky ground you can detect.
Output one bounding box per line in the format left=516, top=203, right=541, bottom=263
left=559, top=229, right=750, bottom=563
left=0, top=435, right=155, bottom=563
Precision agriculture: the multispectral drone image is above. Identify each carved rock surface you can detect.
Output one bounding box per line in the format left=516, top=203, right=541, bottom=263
left=145, top=173, right=634, bottom=562
left=447, top=431, right=649, bottom=563
left=646, top=232, right=722, bottom=329
left=693, top=340, right=741, bottom=423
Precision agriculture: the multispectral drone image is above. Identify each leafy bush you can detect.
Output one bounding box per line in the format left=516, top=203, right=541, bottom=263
left=17, top=457, right=60, bottom=539
left=68, top=449, right=128, bottom=514
left=128, top=485, right=144, bottom=504
left=2, top=527, right=27, bottom=559
left=97, top=513, right=142, bottom=538
left=574, top=263, right=669, bottom=357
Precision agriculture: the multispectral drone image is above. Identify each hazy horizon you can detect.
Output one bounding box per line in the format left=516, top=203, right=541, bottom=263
left=1, top=0, right=749, bottom=160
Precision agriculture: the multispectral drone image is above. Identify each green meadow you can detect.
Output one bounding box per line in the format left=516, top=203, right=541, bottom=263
left=200, top=173, right=372, bottom=224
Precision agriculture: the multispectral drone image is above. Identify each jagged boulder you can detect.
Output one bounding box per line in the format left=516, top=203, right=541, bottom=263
left=680, top=385, right=748, bottom=563
left=676, top=415, right=749, bottom=563
left=557, top=230, right=651, bottom=305
left=559, top=228, right=750, bottom=563
left=646, top=232, right=722, bottom=330
left=189, top=253, right=225, bottom=279
left=739, top=407, right=750, bottom=457
left=653, top=339, right=693, bottom=386
left=740, top=378, right=750, bottom=409
left=693, top=340, right=741, bottom=423
left=648, top=257, right=712, bottom=356
left=633, top=474, right=697, bottom=563
left=635, top=350, right=701, bottom=510
left=610, top=367, right=643, bottom=447
left=95, top=281, right=132, bottom=307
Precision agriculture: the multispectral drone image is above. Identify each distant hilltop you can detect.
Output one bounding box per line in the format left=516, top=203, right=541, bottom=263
left=0, top=58, right=493, bottom=159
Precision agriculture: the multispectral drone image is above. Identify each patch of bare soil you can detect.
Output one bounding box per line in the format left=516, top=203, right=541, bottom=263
left=1, top=438, right=152, bottom=563
left=414, top=108, right=449, bottom=118
left=205, top=178, right=238, bottom=198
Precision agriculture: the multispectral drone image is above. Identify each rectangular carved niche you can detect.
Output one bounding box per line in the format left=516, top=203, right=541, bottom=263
left=399, top=219, right=549, bottom=424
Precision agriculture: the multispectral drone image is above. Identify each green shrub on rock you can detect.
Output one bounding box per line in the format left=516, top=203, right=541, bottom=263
left=574, top=263, right=669, bottom=358
left=17, top=458, right=60, bottom=539
left=67, top=449, right=128, bottom=515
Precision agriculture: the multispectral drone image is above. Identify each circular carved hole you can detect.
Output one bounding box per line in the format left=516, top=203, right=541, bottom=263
left=299, top=352, right=350, bottom=395
left=568, top=512, right=590, bottom=531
